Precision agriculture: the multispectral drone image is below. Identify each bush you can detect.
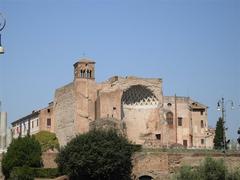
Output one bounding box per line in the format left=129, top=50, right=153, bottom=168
left=198, top=157, right=226, bottom=180
left=56, top=130, right=141, bottom=180
left=227, top=168, right=240, bottom=180
left=9, top=167, right=60, bottom=180
left=174, top=166, right=199, bottom=180
left=1, top=136, right=42, bottom=179
left=9, top=167, right=35, bottom=180
left=34, top=131, right=60, bottom=152
left=174, top=157, right=240, bottom=180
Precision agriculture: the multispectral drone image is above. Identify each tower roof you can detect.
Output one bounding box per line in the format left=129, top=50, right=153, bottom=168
left=74, top=58, right=95, bottom=67
left=78, top=58, right=95, bottom=64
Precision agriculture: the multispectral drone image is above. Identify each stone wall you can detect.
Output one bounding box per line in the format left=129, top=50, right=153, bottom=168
left=54, top=83, right=75, bottom=146
left=133, top=151, right=240, bottom=180
left=40, top=150, right=240, bottom=180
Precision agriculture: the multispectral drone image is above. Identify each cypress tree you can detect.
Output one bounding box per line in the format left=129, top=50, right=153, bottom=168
left=213, top=117, right=224, bottom=149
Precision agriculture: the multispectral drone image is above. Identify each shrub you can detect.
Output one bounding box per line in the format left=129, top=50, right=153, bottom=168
left=56, top=130, right=141, bottom=180
left=174, top=157, right=228, bottom=180
left=198, top=157, right=227, bottom=180
left=1, top=136, right=42, bottom=179
left=227, top=168, right=240, bottom=180
left=9, top=167, right=35, bottom=180
left=174, top=166, right=199, bottom=180
left=9, top=167, right=60, bottom=180
left=34, top=131, right=60, bottom=152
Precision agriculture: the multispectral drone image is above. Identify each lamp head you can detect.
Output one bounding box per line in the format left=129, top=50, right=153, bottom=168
left=231, top=101, right=234, bottom=110
left=217, top=102, right=221, bottom=111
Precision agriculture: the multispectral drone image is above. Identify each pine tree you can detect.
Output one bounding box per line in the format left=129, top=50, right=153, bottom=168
left=213, top=117, right=224, bottom=149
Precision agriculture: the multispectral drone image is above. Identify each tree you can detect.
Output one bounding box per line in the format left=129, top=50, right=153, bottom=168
left=34, top=131, right=60, bottom=152
left=56, top=130, right=141, bottom=180
left=2, top=136, right=42, bottom=179
left=213, top=117, right=224, bottom=149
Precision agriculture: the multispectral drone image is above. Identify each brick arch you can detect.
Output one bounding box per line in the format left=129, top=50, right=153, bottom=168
left=137, top=172, right=157, bottom=180
left=139, top=175, right=153, bottom=180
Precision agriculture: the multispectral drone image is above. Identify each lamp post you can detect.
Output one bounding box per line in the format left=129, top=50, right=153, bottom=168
left=217, top=98, right=234, bottom=155
left=0, top=13, right=6, bottom=54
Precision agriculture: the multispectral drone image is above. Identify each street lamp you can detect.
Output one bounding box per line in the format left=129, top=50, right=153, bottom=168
left=0, top=13, right=6, bottom=54
left=217, top=97, right=234, bottom=155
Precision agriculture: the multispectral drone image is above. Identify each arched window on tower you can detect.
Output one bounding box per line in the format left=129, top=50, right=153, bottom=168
left=87, top=70, right=90, bottom=78
left=80, top=70, right=83, bottom=78
left=82, top=70, right=86, bottom=78
left=166, top=112, right=174, bottom=126
left=89, top=70, right=92, bottom=78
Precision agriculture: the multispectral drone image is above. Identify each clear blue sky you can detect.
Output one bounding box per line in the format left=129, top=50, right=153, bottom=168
left=0, top=0, right=239, bottom=139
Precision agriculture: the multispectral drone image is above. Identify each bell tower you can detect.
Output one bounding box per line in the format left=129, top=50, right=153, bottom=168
left=73, top=58, right=97, bottom=135
left=74, top=58, right=95, bottom=80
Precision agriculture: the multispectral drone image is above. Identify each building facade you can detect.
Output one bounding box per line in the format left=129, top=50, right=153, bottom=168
left=54, top=58, right=214, bottom=148
left=11, top=102, right=54, bottom=138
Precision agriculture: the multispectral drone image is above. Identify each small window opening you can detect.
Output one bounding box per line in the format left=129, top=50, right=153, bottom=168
left=156, top=134, right=161, bottom=140
left=47, top=118, right=51, bottom=127
left=178, top=117, right=183, bottom=126
left=201, top=120, right=204, bottom=128
left=167, top=103, right=172, bottom=107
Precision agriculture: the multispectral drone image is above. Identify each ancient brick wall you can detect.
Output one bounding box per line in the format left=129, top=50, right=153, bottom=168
left=54, top=83, right=75, bottom=146
left=40, top=151, right=240, bottom=180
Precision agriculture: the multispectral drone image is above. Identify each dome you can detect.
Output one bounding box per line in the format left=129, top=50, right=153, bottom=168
left=121, top=85, right=158, bottom=106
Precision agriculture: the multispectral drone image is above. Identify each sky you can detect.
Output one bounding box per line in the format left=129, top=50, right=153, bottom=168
left=0, top=0, right=239, bottom=139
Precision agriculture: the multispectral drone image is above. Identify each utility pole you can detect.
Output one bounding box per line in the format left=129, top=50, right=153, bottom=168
left=217, top=97, right=234, bottom=156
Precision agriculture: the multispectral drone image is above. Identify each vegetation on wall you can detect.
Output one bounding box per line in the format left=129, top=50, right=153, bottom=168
left=174, top=157, right=240, bottom=180
left=1, top=136, right=42, bottom=179
left=34, top=131, right=60, bottom=152
left=56, top=129, right=141, bottom=180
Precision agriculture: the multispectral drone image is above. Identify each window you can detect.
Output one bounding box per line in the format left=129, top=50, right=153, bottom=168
left=178, top=117, right=183, bottom=126
left=47, top=118, right=51, bottom=127
left=201, top=120, right=204, bottom=128
left=156, top=134, right=161, bottom=140
left=201, top=139, right=205, bottom=144
left=167, top=103, right=172, bottom=107
left=183, top=140, right=188, bottom=147
left=201, top=111, right=204, bottom=115
left=37, top=119, right=39, bottom=127
left=166, top=112, right=174, bottom=126
left=47, top=109, right=51, bottom=113
left=32, top=121, right=34, bottom=128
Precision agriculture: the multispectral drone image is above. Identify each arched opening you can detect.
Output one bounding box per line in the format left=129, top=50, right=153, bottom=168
left=89, top=70, right=92, bottom=78
left=82, top=70, right=86, bottom=78
left=166, top=111, right=174, bottom=127
left=139, top=175, right=153, bottom=180
left=80, top=70, right=83, bottom=78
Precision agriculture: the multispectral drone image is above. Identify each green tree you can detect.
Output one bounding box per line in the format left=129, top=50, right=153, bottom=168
left=213, top=117, right=224, bottom=149
left=34, top=131, right=59, bottom=152
left=56, top=130, right=141, bottom=180
left=2, top=136, right=42, bottom=179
